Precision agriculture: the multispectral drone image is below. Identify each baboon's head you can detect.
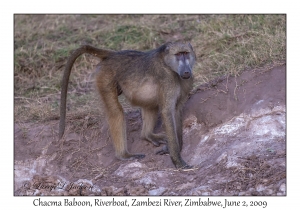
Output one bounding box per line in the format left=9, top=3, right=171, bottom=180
left=163, top=41, right=196, bottom=79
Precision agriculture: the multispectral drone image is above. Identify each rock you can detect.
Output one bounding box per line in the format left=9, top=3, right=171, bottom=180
left=138, top=171, right=167, bottom=187
left=264, top=189, right=273, bottom=195
left=148, top=187, right=166, bottom=195
left=114, top=162, right=147, bottom=178
left=279, top=183, right=286, bottom=192
left=256, top=184, right=265, bottom=192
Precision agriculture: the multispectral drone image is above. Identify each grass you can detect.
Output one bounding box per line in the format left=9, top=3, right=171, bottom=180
left=14, top=14, right=286, bottom=124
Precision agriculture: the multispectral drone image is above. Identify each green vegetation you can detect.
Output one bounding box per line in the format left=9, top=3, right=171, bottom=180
left=14, top=14, right=286, bottom=123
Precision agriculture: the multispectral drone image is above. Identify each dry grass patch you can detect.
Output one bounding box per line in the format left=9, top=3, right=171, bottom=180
left=14, top=14, right=286, bottom=124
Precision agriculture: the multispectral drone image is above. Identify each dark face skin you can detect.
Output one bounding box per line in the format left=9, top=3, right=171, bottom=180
left=175, top=52, right=192, bottom=79
left=163, top=42, right=196, bottom=81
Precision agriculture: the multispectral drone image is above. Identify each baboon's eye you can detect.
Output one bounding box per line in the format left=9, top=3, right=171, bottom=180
left=175, top=52, right=189, bottom=61
left=175, top=52, right=189, bottom=56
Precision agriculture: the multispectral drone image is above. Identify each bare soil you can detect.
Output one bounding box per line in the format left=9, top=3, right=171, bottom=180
left=14, top=64, right=286, bottom=196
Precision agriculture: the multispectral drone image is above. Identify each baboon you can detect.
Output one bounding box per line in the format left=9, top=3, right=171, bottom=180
left=59, top=41, right=196, bottom=169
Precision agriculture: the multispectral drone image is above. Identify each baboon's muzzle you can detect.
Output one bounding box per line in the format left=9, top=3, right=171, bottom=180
left=180, top=67, right=192, bottom=79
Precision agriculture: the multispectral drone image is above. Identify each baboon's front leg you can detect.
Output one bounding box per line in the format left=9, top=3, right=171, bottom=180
left=175, top=100, right=185, bottom=151
left=160, top=105, right=190, bottom=169
left=141, top=108, right=166, bottom=146
left=156, top=100, right=184, bottom=154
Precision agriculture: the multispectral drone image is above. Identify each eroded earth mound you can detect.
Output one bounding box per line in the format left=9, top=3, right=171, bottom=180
left=14, top=64, right=286, bottom=196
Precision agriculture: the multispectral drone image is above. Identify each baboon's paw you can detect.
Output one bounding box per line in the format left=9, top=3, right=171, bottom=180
left=145, top=138, right=165, bottom=147
left=143, top=133, right=167, bottom=147
left=180, top=164, right=193, bottom=170
left=132, top=154, right=146, bottom=159
left=155, top=145, right=169, bottom=155
left=119, top=153, right=145, bottom=160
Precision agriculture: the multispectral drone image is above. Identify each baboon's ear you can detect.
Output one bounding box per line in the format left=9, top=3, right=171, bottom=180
left=188, top=42, right=194, bottom=51
left=163, top=42, right=173, bottom=53
left=164, top=45, right=170, bottom=53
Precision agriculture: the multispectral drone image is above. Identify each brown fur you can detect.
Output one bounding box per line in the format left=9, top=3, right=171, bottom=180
left=59, top=41, right=196, bottom=168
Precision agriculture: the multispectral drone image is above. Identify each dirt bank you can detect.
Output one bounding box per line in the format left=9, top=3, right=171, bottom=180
left=14, top=64, right=286, bottom=196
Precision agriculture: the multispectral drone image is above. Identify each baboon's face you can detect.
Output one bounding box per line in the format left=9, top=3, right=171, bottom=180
left=164, top=42, right=196, bottom=80
left=175, top=51, right=193, bottom=79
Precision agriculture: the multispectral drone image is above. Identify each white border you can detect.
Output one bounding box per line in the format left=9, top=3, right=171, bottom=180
left=3, top=0, right=299, bottom=208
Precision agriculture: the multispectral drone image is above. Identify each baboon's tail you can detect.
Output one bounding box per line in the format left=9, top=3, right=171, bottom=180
left=59, top=45, right=113, bottom=139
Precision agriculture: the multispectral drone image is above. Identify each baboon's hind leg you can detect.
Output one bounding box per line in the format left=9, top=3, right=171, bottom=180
left=97, top=78, right=144, bottom=160
left=141, top=108, right=167, bottom=146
